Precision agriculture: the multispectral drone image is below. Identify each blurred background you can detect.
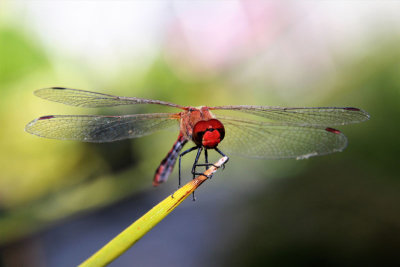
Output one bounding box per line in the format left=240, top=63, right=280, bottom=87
left=1, top=1, right=399, bottom=266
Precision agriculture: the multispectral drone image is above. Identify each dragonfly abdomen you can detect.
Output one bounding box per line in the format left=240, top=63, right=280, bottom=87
left=153, top=133, right=188, bottom=186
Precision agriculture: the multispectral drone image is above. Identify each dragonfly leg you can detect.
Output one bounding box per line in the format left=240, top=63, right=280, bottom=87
left=178, top=146, right=199, bottom=187
left=194, top=148, right=214, bottom=180
left=214, top=147, right=229, bottom=170
left=191, top=148, right=214, bottom=176
left=204, top=149, right=210, bottom=178
left=204, top=149, right=208, bottom=170
left=193, top=148, right=225, bottom=173
left=190, top=147, right=203, bottom=176
left=172, top=146, right=198, bottom=199
left=190, top=147, right=203, bottom=201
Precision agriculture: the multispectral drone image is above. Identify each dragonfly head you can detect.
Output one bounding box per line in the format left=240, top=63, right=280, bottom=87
left=192, top=119, right=225, bottom=148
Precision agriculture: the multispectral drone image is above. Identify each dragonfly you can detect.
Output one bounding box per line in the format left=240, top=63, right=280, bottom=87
left=25, top=87, right=370, bottom=187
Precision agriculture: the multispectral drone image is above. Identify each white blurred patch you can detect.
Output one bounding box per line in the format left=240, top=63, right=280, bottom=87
left=8, top=1, right=170, bottom=79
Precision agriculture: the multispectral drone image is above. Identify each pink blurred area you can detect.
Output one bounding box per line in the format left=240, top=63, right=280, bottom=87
left=165, top=2, right=298, bottom=75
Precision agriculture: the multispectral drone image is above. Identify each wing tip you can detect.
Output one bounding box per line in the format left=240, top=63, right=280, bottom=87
left=33, top=87, right=52, bottom=97
left=25, top=115, right=57, bottom=136
left=34, top=87, right=70, bottom=96
left=25, top=118, right=41, bottom=135
left=360, top=109, right=371, bottom=121
left=345, top=107, right=371, bottom=122
left=33, top=88, right=46, bottom=97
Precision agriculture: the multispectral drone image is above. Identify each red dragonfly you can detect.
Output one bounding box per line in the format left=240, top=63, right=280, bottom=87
left=25, top=87, right=369, bottom=186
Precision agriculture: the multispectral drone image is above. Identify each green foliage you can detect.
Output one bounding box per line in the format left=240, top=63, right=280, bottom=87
left=0, top=26, right=49, bottom=86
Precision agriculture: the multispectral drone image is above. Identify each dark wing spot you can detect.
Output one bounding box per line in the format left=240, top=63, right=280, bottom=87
left=325, top=127, right=341, bottom=134
left=344, top=107, right=360, bottom=111
left=51, top=87, right=66, bottom=90
left=39, top=115, right=55, bottom=120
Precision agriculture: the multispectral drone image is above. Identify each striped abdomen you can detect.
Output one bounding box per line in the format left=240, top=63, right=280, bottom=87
left=153, top=133, right=188, bottom=186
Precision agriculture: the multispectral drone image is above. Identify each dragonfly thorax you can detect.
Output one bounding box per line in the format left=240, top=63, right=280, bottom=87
left=192, top=119, right=225, bottom=148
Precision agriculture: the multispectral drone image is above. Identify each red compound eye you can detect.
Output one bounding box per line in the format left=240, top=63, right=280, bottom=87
left=192, top=119, right=225, bottom=148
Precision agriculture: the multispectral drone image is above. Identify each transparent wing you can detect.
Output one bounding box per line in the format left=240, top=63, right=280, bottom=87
left=217, top=116, right=348, bottom=159
left=34, top=87, right=185, bottom=109
left=25, top=113, right=180, bottom=142
left=211, top=105, right=370, bottom=126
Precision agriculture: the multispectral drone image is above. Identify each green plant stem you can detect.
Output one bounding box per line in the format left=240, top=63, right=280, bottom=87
left=79, top=156, right=229, bottom=267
